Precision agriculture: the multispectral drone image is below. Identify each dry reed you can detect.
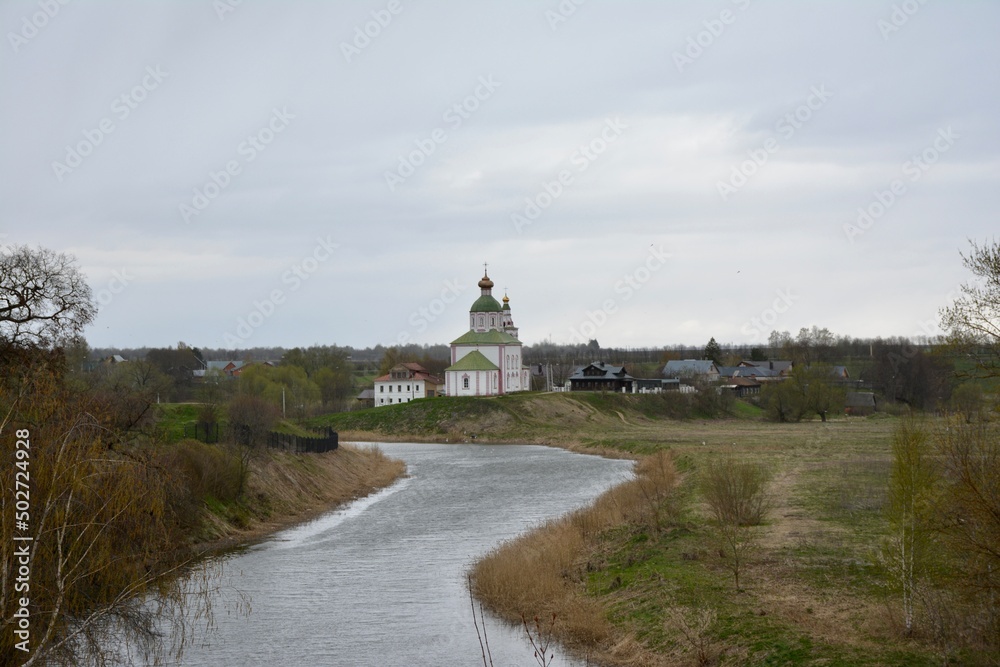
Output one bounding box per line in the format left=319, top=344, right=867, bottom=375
left=470, top=450, right=679, bottom=659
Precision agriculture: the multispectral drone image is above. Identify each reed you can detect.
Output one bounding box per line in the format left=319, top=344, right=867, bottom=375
left=470, top=450, right=680, bottom=659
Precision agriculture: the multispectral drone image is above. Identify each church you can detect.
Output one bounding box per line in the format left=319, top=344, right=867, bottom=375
left=444, top=269, right=530, bottom=397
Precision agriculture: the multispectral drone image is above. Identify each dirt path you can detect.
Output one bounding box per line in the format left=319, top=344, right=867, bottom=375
left=762, top=460, right=843, bottom=550
left=750, top=459, right=889, bottom=652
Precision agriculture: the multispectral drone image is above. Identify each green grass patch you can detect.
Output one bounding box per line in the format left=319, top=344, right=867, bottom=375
left=784, top=541, right=882, bottom=593
left=307, top=395, right=524, bottom=436
left=589, top=519, right=935, bottom=666
left=154, top=403, right=203, bottom=441
left=731, top=399, right=765, bottom=420
left=273, top=419, right=324, bottom=437
left=794, top=460, right=889, bottom=538
left=155, top=403, right=330, bottom=443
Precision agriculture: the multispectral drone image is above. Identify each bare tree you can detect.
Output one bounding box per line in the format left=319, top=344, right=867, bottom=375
left=940, top=238, right=1000, bottom=378
left=0, top=245, right=96, bottom=350
left=700, top=456, right=772, bottom=590
left=664, top=605, right=717, bottom=667
left=0, top=361, right=208, bottom=665
left=89, top=359, right=172, bottom=434
left=227, top=395, right=279, bottom=498
left=700, top=456, right=772, bottom=527
left=935, top=420, right=1000, bottom=606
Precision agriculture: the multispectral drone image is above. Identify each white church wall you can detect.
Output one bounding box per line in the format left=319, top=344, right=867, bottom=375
left=446, top=369, right=499, bottom=397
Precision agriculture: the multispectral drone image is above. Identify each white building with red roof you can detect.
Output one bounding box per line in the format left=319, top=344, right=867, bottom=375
left=373, top=362, right=444, bottom=407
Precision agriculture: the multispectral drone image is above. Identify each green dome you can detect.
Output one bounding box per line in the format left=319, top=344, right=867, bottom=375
left=470, top=294, right=503, bottom=312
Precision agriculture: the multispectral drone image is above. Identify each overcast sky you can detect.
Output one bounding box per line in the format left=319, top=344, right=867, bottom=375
left=2, top=1, right=997, bottom=351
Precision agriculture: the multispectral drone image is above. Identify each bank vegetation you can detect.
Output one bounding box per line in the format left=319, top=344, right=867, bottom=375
left=465, top=413, right=998, bottom=667
left=0, top=356, right=402, bottom=666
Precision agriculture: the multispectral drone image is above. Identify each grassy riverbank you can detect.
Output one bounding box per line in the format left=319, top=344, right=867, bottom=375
left=154, top=403, right=407, bottom=553
left=310, top=393, right=996, bottom=666
left=178, top=441, right=406, bottom=553
left=471, top=450, right=680, bottom=665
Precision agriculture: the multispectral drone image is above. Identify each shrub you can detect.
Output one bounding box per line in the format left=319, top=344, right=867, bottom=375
left=169, top=439, right=242, bottom=505
left=699, top=456, right=772, bottom=526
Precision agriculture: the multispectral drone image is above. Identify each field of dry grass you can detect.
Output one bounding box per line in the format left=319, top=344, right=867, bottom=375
left=467, top=416, right=945, bottom=666
left=471, top=451, right=679, bottom=665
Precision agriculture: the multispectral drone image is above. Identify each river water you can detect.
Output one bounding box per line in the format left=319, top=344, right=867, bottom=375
left=162, top=442, right=634, bottom=667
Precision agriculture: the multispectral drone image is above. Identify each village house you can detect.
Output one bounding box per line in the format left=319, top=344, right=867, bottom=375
left=830, top=365, right=851, bottom=382
left=635, top=378, right=682, bottom=393
left=722, top=376, right=763, bottom=397
left=845, top=391, right=877, bottom=415
left=662, top=359, right=720, bottom=383
left=739, top=359, right=794, bottom=376
left=567, top=362, right=636, bottom=392
left=355, top=388, right=375, bottom=409
left=193, top=359, right=274, bottom=381
left=374, top=362, right=444, bottom=406
left=717, top=365, right=782, bottom=382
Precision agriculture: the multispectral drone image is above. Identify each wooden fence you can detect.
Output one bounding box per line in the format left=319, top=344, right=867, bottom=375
left=184, top=423, right=220, bottom=443
left=184, top=424, right=338, bottom=453
left=265, top=427, right=339, bottom=453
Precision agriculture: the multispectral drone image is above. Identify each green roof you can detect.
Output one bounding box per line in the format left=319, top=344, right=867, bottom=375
left=450, top=329, right=522, bottom=346
left=445, top=350, right=498, bottom=372
left=470, top=294, right=502, bottom=312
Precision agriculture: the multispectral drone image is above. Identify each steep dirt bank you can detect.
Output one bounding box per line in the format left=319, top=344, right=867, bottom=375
left=190, top=443, right=406, bottom=554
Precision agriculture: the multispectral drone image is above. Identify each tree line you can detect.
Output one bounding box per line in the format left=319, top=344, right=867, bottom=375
left=1, top=247, right=198, bottom=664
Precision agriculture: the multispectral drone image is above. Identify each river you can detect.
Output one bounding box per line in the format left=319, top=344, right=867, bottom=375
left=159, top=442, right=634, bottom=667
